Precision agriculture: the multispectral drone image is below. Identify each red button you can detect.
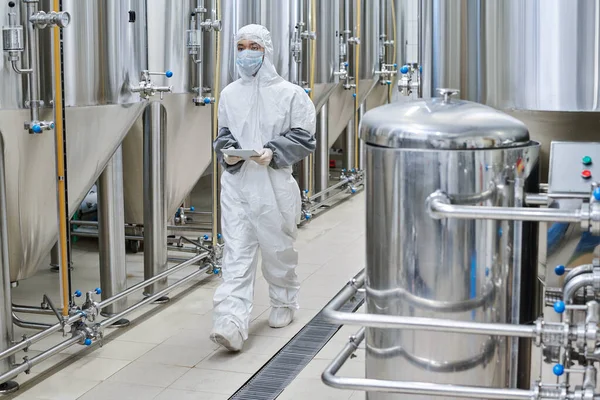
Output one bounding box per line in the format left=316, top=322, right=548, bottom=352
left=582, top=169, right=592, bottom=179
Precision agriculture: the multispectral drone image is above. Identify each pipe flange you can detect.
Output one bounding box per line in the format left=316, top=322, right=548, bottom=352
left=581, top=203, right=591, bottom=233
left=589, top=203, right=600, bottom=235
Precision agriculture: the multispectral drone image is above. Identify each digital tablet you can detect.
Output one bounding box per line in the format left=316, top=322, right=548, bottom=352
left=221, top=148, right=261, bottom=160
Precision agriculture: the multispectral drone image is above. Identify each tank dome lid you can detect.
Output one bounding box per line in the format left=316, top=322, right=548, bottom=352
left=360, top=89, right=531, bottom=149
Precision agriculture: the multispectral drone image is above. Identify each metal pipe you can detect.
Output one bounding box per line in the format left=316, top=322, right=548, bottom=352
left=311, top=175, right=352, bottom=201
left=143, top=102, right=168, bottom=299
left=315, top=104, right=329, bottom=197
left=0, top=136, right=17, bottom=390
left=72, top=230, right=143, bottom=241
left=12, top=304, right=55, bottom=315
left=71, top=219, right=210, bottom=233
left=525, top=193, right=551, bottom=206
left=357, top=106, right=365, bottom=170
left=509, top=178, right=524, bottom=388
left=321, top=328, right=536, bottom=399
left=564, top=264, right=594, bottom=285
left=345, top=119, right=355, bottom=169
left=98, top=146, right=128, bottom=319
left=11, top=59, right=32, bottom=74
left=0, top=332, right=84, bottom=386
left=101, top=264, right=210, bottom=327
left=428, top=196, right=584, bottom=223
left=97, top=252, right=207, bottom=310
left=322, top=270, right=538, bottom=338
left=211, top=0, right=222, bottom=247
left=12, top=313, right=52, bottom=330
left=0, top=252, right=207, bottom=363
left=25, top=1, right=40, bottom=123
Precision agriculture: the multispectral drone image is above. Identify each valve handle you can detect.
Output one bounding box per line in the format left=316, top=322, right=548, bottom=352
left=203, top=234, right=209, bottom=241
left=217, top=233, right=222, bottom=240
left=32, top=124, right=42, bottom=134
left=74, top=290, right=82, bottom=298
left=554, top=265, right=565, bottom=276
left=593, top=187, right=600, bottom=201
left=553, top=301, right=566, bottom=314
left=400, top=65, right=410, bottom=74
left=552, top=364, right=564, bottom=376
left=165, top=70, right=173, bottom=78
left=94, top=288, right=102, bottom=295
left=84, top=338, right=92, bottom=346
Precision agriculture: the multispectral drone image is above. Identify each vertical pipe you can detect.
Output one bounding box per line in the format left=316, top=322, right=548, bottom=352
left=354, top=0, right=361, bottom=166
left=211, top=0, right=222, bottom=245
left=0, top=138, right=19, bottom=394
left=345, top=118, right=355, bottom=170
left=314, top=103, right=329, bottom=196
left=143, top=102, right=169, bottom=302
left=97, top=147, right=129, bottom=327
left=52, top=0, right=71, bottom=316
left=25, top=1, right=40, bottom=123
left=357, top=105, right=365, bottom=170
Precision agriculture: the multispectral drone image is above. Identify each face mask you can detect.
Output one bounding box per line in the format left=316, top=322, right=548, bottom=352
left=236, top=49, right=264, bottom=77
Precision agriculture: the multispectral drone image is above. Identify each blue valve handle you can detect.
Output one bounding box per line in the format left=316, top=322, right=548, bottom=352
left=74, top=290, right=82, bottom=298
left=217, top=233, right=222, bottom=240
left=32, top=124, right=42, bottom=133
left=400, top=65, right=409, bottom=74
left=94, top=288, right=102, bottom=295
left=203, top=234, right=209, bottom=240
left=352, top=93, right=356, bottom=98
left=84, top=338, right=92, bottom=346
left=554, top=265, right=566, bottom=276
left=393, top=63, right=398, bottom=68
left=165, top=70, right=173, bottom=78
left=553, top=301, right=566, bottom=314
left=190, top=206, right=195, bottom=211
left=50, top=122, right=55, bottom=129
left=553, top=364, right=564, bottom=376
left=204, top=97, right=211, bottom=104
left=594, top=188, right=600, bottom=201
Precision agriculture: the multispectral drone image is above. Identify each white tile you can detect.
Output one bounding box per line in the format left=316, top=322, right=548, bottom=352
left=137, top=343, right=215, bottom=367
left=117, top=321, right=182, bottom=344
left=349, top=392, right=365, bottom=399
left=243, top=334, right=289, bottom=355
left=153, top=389, right=228, bottom=400
left=170, top=368, right=251, bottom=395
left=195, top=350, right=271, bottom=373
left=78, top=381, right=163, bottom=400
left=55, top=356, right=129, bottom=381
left=86, top=340, right=156, bottom=361
left=19, top=375, right=100, bottom=400
left=107, top=360, right=189, bottom=388
left=162, top=328, right=220, bottom=350
left=278, top=378, right=353, bottom=400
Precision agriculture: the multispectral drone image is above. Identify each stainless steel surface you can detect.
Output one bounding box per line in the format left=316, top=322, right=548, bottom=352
left=313, top=0, right=339, bottom=112
left=419, top=0, right=600, bottom=180
left=345, top=118, right=355, bottom=169
left=0, top=137, right=15, bottom=382
left=361, top=92, right=531, bottom=150
left=0, top=0, right=147, bottom=281
left=315, top=103, right=329, bottom=195
left=122, top=0, right=215, bottom=225
left=143, top=102, right=168, bottom=296
left=361, top=100, right=541, bottom=398
left=98, top=146, right=127, bottom=317
left=322, top=328, right=536, bottom=400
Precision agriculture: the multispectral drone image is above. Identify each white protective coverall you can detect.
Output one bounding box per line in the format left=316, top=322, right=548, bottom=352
left=211, top=24, right=316, bottom=351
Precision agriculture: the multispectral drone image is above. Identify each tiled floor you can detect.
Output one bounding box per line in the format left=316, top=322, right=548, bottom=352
left=10, top=193, right=366, bottom=400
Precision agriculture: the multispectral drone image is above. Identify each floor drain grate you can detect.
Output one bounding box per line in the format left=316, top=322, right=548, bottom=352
left=229, top=288, right=364, bottom=400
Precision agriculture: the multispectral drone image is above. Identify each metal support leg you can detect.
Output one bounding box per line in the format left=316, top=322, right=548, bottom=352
left=345, top=118, right=355, bottom=170
left=357, top=106, right=365, bottom=171
left=49, top=242, right=59, bottom=271
left=98, top=146, right=130, bottom=328
left=0, top=138, right=19, bottom=394
left=143, top=102, right=169, bottom=303
left=315, top=103, right=329, bottom=197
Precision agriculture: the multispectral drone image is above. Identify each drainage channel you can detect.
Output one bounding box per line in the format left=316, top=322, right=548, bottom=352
left=229, top=289, right=365, bottom=400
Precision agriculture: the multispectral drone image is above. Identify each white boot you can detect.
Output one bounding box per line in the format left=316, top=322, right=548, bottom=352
left=210, top=321, right=244, bottom=352
left=268, top=307, right=294, bottom=328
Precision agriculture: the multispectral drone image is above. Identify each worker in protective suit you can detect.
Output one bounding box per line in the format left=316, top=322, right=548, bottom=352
left=210, top=24, right=316, bottom=352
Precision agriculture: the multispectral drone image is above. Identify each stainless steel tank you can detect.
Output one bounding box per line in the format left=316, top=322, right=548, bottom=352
left=121, top=0, right=216, bottom=224
left=420, top=0, right=600, bottom=179
left=0, top=0, right=146, bottom=281
left=361, top=90, right=540, bottom=399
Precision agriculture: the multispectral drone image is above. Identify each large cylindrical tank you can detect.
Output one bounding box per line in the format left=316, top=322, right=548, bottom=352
left=360, top=92, right=540, bottom=399
left=121, top=0, right=216, bottom=224
left=0, top=0, right=146, bottom=281
left=420, top=0, right=600, bottom=179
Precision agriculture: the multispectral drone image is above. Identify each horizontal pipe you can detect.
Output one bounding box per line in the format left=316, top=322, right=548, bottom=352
left=13, top=304, right=56, bottom=315
left=97, top=252, right=207, bottom=310
left=72, top=221, right=209, bottom=233
left=311, top=177, right=353, bottom=200
left=309, top=185, right=364, bottom=213
left=72, top=230, right=143, bottom=241
left=322, top=328, right=535, bottom=399
left=525, top=193, right=551, bottom=206
left=429, top=197, right=583, bottom=223
left=12, top=313, right=53, bottom=330
left=322, top=270, right=538, bottom=338
left=101, top=264, right=210, bottom=327
left=0, top=332, right=84, bottom=386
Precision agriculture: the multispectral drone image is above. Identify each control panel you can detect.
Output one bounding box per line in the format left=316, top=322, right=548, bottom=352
left=548, top=141, right=600, bottom=195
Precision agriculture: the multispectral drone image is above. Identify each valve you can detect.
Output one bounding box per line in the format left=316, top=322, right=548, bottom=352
left=203, top=234, right=209, bottom=241
left=217, top=233, right=222, bottom=240
left=594, top=187, right=600, bottom=201
left=400, top=65, right=410, bottom=74
left=193, top=96, right=215, bottom=106
left=74, top=290, right=82, bottom=298
left=131, top=70, right=174, bottom=100
left=94, top=288, right=102, bottom=295
left=25, top=120, right=54, bottom=134
left=555, top=265, right=566, bottom=276
left=84, top=338, right=92, bottom=346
